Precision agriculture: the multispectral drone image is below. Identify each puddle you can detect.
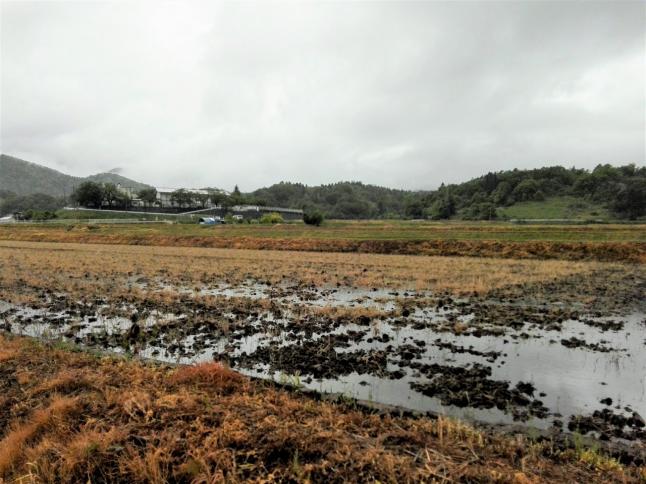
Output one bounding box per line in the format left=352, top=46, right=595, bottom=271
left=1, top=287, right=645, bottom=438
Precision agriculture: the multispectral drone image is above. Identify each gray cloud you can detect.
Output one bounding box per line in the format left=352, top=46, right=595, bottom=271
left=1, top=0, right=644, bottom=191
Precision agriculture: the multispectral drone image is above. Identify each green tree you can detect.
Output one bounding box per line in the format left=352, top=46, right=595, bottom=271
left=303, top=210, right=324, bottom=226
left=114, top=191, right=132, bottom=209
left=195, top=193, right=211, bottom=208
left=0, top=193, right=64, bottom=216
left=72, top=182, right=104, bottom=208
left=611, top=179, right=646, bottom=219
left=512, top=179, right=542, bottom=202
left=427, top=196, right=455, bottom=219
left=492, top=181, right=513, bottom=206
left=102, top=183, right=120, bottom=208
left=207, top=190, right=227, bottom=207
left=170, top=189, right=194, bottom=208
left=481, top=172, right=499, bottom=193
left=404, top=199, right=425, bottom=218
left=138, top=188, right=158, bottom=208
left=230, top=185, right=244, bottom=206
left=463, top=202, right=497, bottom=220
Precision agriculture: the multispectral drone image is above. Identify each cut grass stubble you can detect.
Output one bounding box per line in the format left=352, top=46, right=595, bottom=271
left=0, top=240, right=604, bottom=296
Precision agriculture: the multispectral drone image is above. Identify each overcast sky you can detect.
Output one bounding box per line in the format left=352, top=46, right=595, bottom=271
left=1, top=1, right=644, bottom=191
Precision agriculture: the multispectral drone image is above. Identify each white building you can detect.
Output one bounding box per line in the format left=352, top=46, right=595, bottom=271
left=155, top=187, right=228, bottom=208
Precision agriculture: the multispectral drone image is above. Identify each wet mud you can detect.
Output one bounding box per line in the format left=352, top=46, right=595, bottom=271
left=1, top=265, right=645, bottom=454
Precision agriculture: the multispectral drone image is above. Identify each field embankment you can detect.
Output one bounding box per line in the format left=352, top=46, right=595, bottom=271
left=1, top=222, right=645, bottom=263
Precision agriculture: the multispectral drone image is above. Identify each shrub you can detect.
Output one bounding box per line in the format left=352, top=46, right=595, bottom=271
left=461, top=202, right=497, bottom=221
left=303, top=210, right=324, bottom=226
left=259, top=212, right=283, bottom=224
left=24, top=210, right=57, bottom=221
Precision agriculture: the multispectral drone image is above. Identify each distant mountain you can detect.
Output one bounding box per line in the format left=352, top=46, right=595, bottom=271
left=84, top=173, right=151, bottom=192
left=2, top=154, right=643, bottom=220
left=0, top=154, right=151, bottom=197
left=1, top=154, right=77, bottom=197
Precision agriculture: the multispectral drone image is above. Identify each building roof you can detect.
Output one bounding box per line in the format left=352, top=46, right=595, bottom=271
left=156, top=187, right=229, bottom=195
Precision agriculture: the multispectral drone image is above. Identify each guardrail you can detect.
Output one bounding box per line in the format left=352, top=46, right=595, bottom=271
left=183, top=205, right=304, bottom=215
left=8, top=219, right=176, bottom=225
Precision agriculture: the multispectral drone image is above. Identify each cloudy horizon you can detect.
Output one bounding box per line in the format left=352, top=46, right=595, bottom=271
left=1, top=1, right=644, bottom=192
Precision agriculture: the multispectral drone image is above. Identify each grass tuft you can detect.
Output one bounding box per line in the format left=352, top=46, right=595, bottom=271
left=169, top=362, right=247, bottom=394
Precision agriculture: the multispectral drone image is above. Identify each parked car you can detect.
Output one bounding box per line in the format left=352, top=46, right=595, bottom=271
left=198, top=217, right=222, bottom=225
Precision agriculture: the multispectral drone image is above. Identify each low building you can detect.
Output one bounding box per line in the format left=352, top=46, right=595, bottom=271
left=155, top=187, right=228, bottom=209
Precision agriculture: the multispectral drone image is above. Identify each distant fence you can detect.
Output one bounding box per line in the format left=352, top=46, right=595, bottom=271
left=182, top=205, right=304, bottom=215
left=509, top=218, right=607, bottom=225
left=65, top=205, right=304, bottom=216
left=8, top=219, right=176, bottom=225
left=62, top=207, right=185, bottom=216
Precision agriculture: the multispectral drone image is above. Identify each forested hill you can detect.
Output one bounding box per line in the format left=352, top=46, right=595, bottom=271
left=1, top=154, right=78, bottom=197
left=1, top=154, right=644, bottom=220
left=250, top=164, right=646, bottom=220
left=250, top=182, right=423, bottom=219
left=0, top=154, right=150, bottom=197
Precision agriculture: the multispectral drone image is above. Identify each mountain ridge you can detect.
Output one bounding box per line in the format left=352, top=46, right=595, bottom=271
left=0, top=154, right=151, bottom=197
left=1, top=154, right=644, bottom=220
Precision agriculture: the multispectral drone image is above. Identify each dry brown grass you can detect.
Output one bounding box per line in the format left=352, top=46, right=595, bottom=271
left=169, top=362, right=248, bottom=394
left=0, top=240, right=606, bottom=297
left=0, top=348, right=19, bottom=363
left=0, top=334, right=641, bottom=483
left=1, top=222, right=645, bottom=263
left=0, top=395, right=81, bottom=475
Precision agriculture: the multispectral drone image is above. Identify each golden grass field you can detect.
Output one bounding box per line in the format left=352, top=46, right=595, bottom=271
left=0, top=240, right=606, bottom=296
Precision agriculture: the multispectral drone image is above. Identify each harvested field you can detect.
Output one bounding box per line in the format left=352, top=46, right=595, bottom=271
left=1, top=222, right=645, bottom=262
left=1, top=237, right=645, bottom=481
left=0, top=240, right=604, bottom=294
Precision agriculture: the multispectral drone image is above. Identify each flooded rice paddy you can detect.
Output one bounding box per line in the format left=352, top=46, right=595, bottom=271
left=2, top=274, right=645, bottom=446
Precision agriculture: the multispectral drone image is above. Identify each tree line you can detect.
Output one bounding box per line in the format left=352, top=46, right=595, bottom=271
left=249, top=164, right=646, bottom=220
left=69, top=182, right=263, bottom=211
left=2, top=164, right=644, bottom=220
left=0, top=190, right=65, bottom=220
left=419, top=164, right=646, bottom=220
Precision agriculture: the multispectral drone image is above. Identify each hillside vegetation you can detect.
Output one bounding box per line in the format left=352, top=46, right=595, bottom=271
left=0, top=155, right=152, bottom=216
left=0, top=155, right=150, bottom=198
left=496, top=196, right=610, bottom=220
left=0, top=155, right=78, bottom=197
left=251, top=181, right=419, bottom=219
left=2, top=154, right=644, bottom=220
left=250, top=165, right=646, bottom=220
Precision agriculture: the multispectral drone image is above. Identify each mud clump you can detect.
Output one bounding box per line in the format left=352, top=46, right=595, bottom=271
left=433, top=339, right=501, bottom=361
left=568, top=408, right=646, bottom=441
left=409, top=362, right=549, bottom=421
left=229, top=339, right=390, bottom=379
left=560, top=337, right=617, bottom=352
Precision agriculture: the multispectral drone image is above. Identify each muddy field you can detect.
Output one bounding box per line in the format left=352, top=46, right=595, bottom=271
left=1, top=240, right=645, bottom=465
